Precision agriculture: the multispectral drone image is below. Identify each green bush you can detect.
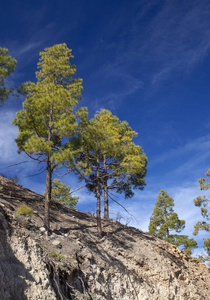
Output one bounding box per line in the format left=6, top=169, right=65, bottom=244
left=50, top=252, right=64, bottom=261
left=16, top=205, right=33, bottom=217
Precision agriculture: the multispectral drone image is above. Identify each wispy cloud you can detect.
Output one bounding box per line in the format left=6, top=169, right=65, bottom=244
left=150, top=134, right=210, bottom=170
left=81, top=0, right=210, bottom=109
left=144, top=0, right=210, bottom=84
left=2, top=23, right=59, bottom=74
left=14, top=42, right=42, bottom=57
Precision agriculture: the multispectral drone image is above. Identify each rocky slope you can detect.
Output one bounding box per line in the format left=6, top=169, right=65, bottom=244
left=0, top=175, right=209, bottom=300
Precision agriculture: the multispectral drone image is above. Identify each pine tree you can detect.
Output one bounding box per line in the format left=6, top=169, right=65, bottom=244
left=149, top=190, right=197, bottom=255
left=12, top=43, right=86, bottom=232
left=51, top=178, right=78, bottom=208
left=193, top=168, right=210, bottom=263
left=0, top=47, right=16, bottom=102
left=65, top=109, right=147, bottom=235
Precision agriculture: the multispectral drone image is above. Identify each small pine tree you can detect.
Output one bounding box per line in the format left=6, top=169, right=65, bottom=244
left=193, top=168, right=210, bottom=263
left=51, top=178, right=78, bottom=209
left=149, top=190, right=197, bottom=255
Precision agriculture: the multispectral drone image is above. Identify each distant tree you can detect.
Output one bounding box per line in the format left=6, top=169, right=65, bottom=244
left=0, top=47, right=16, bottom=102
left=51, top=178, right=78, bottom=209
left=193, top=168, right=210, bottom=263
left=0, top=173, right=19, bottom=183
left=172, top=235, right=198, bottom=256
left=12, top=43, right=86, bottom=232
left=64, top=109, right=147, bottom=235
left=149, top=190, right=197, bottom=255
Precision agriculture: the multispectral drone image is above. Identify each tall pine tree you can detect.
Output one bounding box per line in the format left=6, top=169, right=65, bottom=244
left=12, top=43, right=86, bottom=232
left=149, top=190, right=197, bottom=255
left=193, top=168, right=210, bottom=263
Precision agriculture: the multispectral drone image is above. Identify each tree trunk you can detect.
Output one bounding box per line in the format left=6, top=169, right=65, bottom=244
left=103, top=155, right=109, bottom=219
left=166, top=227, right=169, bottom=239
left=96, top=155, right=102, bottom=236
left=104, top=180, right=109, bottom=219
left=44, top=154, right=52, bottom=233
left=44, top=104, right=53, bottom=234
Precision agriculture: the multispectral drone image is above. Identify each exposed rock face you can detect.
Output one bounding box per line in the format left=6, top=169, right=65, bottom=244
left=0, top=176, right=209, bottom=299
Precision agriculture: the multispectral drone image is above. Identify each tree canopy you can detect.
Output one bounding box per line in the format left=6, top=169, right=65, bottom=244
left=193, top=168, right=210, bottom=263
left=51, top=178, right=78, bottom=209
left=0, top=47, right=16, bottom=102
left=12, top=43, right=86, bottom=231
left=149, top=190, right=197, bottom=255
left=62, top=109, right=147, bottom=235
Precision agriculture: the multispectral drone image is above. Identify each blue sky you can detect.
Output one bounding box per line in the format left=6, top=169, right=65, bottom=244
left=1, top=0, right=210, bottom=256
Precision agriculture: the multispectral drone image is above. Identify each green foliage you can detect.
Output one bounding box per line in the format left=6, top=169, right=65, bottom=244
left=66, top=109, right=147, bottom=219
left=149, top=190, right=197, bottom=255
left=0, top=47, right=16, bottom=102
left=12, top=43, right=87, bottom=230
left=196, top=252, right=210, bottom=267
left=10, top=176, right=18, bottom=183
left=172, top=235, right=198, bottom=256
left=149, top=190, right=185, bottom=238
left=50, top=252, right=65, bottom=261
left=193, top=168, right=210, bottom=260
left=67, top=109, right=146, bottom=234
left=16, top=205, right=33, bottom=217
left=55, top=108, right=146, bottom=234
left=12, top=43, right=85, bottom=159
left=51, top=178, right=78, bottom=208
left=0, top=174, right=18, bottom=183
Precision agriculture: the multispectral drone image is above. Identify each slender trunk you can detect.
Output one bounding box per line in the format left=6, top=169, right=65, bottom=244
left=163, top=208, right=169, bottom=239
left=96, top=154, right=102, bottom=236
left=166, top=227, right=169, bottom=239
left=104, top=179, right=109, bottom=219
left=103, top=155, right=109, bottom=219
left=44, top=104, right=53, bottom=234
left=44, top=154, right=52, bottom=233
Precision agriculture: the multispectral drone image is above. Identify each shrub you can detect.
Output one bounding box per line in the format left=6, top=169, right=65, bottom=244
left=50, top=252, right=64, bottom=261
left=16, top=205, right=33, bottom=217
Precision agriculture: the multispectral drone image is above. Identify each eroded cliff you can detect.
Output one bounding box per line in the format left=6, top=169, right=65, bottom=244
left=0, top=176, right=209, bottom=299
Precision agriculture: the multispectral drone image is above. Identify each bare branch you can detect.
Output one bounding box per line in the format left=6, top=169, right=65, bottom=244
left=7, top=160, right=34, bottom=168
left=25, top=151, right=46, bottom=162
left=108, top=192, right=134, bottom=218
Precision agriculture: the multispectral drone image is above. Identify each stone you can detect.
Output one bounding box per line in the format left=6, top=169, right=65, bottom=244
left=52, top=239, right=62, bottom=248
left=39, top=227, right=46, bottom=232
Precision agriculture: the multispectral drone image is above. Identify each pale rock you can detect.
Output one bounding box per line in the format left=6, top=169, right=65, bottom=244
left=39, top=227, right=46, bottom=232
left=52, top=239, right=61, bottom=247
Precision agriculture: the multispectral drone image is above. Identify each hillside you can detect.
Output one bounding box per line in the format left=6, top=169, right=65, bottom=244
left=0, top=175, right=209, bottom=299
